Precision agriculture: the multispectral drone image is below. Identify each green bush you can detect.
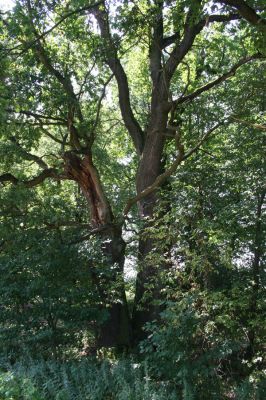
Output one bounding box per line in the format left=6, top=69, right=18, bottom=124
left=140, top=289, right=266, bottom=400
left=0, top=370, right=44, bottom=400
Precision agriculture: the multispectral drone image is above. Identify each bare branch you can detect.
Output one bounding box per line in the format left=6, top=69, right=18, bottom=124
left=77, top=62, right=97, bottom=100
left=12, top=121, right=66, bottom=127
left=25, top=0, right=84, bottom=152
left=123, top=121, right=227, bottom=216
left=70, top=224, right=113, bottom=244
left=162, top=32, right=180, bottom=49
left=199, top=148, right=219, bottom=159
left=180, top=61, right=191, bottom=98
left=25, top=169, right=63, bottom=187
left=33, top=42, right=83, bottom=124
left=6, top=108, right=68, bottom=145
left=165, top=21, right=201, bottom=80
left=43, top=221, right=92, bottom=229
left=40, top=126, right=67, bottom=145
left=0, top=173, right=19, bottom=185
left=206, top=13, right=241, bottom=23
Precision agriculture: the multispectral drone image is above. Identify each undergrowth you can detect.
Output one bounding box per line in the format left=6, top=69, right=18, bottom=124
left=0, top=356, right=265, bottom=400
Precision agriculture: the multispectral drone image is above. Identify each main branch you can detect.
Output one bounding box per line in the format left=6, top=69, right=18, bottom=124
left=164, top=7, right=241, bottom=79
left=217, top=0, right=266, bottom=29
left=93, top=5, right=144, bottom=155
left=0, top=168, right=62, bottom=188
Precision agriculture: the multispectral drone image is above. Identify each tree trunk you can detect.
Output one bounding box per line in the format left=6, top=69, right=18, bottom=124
left=96, top=223, right=132, bottom=348
left=132, top=101, right=169, bottom=342
left=64, top=151, right=132, bottom=348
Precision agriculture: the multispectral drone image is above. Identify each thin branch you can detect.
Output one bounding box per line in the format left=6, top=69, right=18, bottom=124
left=123, top=121, right=226, bottom=216
left=205, top=13, right=241, bottom=24
left=9, top=136, right=49, bottom=169
left=0, top=168, right=64, bottom=188
left=7, top=109, right=68, bottom=145
left=70, top=224, right=112, bottom=244
left=25, top=0, right=84, bottom=153
left=171, top=53, right=264, bottom=108
left=164, top=6, right=203, bottom=80
left=40, top=126, right=68, bottom=145
left=33, top=43, right=82, bottom=118
left=199, top=148, right=219, bottom=159
left=43, top=221, right=92, bottom=229
left=230, top=116, right=266, bottom=131
left=180, top=61, right=191, bottom=98
left=26, top=169, right=64, bottom=187
left=91, top=73, right=114, bottom=138
left=6, top=108, right=66, bottom=123
left=183, top=122, right=225, bottom=160
left=12, top=121, right=66, bottom=127
left=77, top=62, right=97, bottom=100
left=162, top=13, right=240, bottom=49
left=5, top=1, right=104, bottom=55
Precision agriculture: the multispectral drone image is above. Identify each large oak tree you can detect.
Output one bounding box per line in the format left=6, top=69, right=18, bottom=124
left=0, top=0, right=265, bottom=347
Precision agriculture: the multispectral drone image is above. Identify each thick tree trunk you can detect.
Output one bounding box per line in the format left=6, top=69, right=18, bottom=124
left=64, top=151, right=131, bottom=348
left=96, top=223, right=132, bottom=348
left=132, top=102, right=169, bottom=342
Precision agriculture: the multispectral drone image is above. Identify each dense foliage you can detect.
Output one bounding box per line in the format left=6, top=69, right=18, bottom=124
left=0, top=0, right=265, bottom=398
